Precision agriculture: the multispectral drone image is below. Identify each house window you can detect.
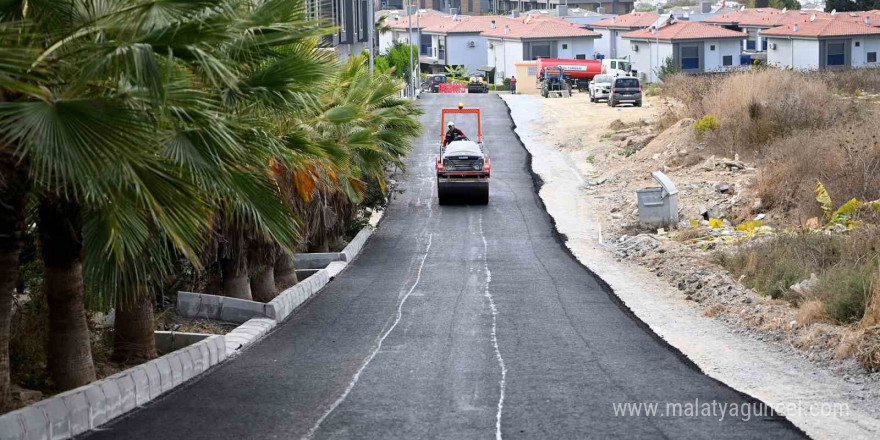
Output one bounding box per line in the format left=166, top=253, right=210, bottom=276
left=710, top=45, right=716, bottom=51
left=869, top=52, right=878, bottom=63
left=746, top=40, right=756, bottom=50
left=681, top=46, right=700, bottom=70
left=827, top=42, right=845, bottom=66
left=531, top=42, right=553, bottom=59
left=575, top=54, right=586, bottom=60
left=855, top=41, right=861, bottom=47
left=723, top=55, right=733, bottom=66
left=562, top=44, right=568, bottom=50
left=762, top=39, right=768, bottom=51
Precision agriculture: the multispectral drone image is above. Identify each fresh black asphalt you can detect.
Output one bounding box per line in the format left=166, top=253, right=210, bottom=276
left=87, top=94, right=808, bottom=439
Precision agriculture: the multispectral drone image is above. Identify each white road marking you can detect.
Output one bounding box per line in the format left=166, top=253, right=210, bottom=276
left=304, top=234, right=434, bottom=439
left=480, top=216, right=507, bottom=440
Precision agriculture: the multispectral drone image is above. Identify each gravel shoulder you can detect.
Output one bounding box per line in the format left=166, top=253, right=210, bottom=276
left=502, top=93, right=880, bottom=440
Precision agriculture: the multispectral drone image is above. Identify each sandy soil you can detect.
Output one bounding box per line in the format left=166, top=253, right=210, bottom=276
left=502, top=93, right=880, bottom=440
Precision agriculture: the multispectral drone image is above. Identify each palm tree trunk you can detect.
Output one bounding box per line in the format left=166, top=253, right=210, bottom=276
left=0, top=152, right=28, bottom=410
left=329, top=234, right=345, bottom=252
left=250, top=265, right=276, bottom=302
left=220, top=256, right=252, bottom=300
left=307, top=237, right=329, bottom=253
left=274, top=251, right=298, bottom=290
left=112, top=286, right=156, bottom=363
left=39, top=198, right=96, bottom=391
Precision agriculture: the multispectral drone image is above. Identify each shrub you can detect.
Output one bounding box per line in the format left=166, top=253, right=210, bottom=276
left=660, top=69, right=856, bottom=155
left=656, top=56, right=680, bottom=81
left=716, top=227, right=880, bottom=324
left=693, top=115, right=720, bottom=136
left=815, top=262, right=874, bottom=324
left=756, top=122, right=880, bottom=219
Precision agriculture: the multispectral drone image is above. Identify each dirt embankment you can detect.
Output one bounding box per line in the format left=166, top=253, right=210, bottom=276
left=532, top=91, right=880, bottom=382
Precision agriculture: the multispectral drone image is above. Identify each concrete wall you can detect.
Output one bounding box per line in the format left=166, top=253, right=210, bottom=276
left=556, top=38, right=595, bottom=60
left=488, top=38, right=524, bottom=81
left=852, top=35, right=880, bottom=67
left=595, top=28, right=612, bottom=58
left=447, top=33, right=488, bottom=74
left=628, top=40, right=673, bottom=83
left=703, top=39, right=742, bottom=72
left=767, top=38, right=820, bottom=69
left=379, top=30, right=395, bottom=54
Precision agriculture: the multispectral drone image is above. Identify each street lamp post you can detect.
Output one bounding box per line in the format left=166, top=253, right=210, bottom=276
left=368, top=0, right=374, bottom=73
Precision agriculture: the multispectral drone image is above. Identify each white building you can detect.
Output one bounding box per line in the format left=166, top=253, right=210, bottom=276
left=589, top=12, right=659, bottom=59
left=379, top=12, right=496, bottom=74
left=622, top=19, right=745, bottom=82
left=762, top=17, right=880, bottom=70
left=482, top=16, right=601, bottom=82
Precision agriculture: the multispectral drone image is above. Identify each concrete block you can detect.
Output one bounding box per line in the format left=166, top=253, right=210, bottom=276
left=204, top=338, right=219, bottom=365
left=294, top=252, right=342, bottom=269
left=154, top=331, right=212, bottom=355
left=128, top=367, right=151, bottom=406
left=98, top=379, right=122, bottom=421
left=167, top=353, right=184, bottom=387
left=141, top=361, right=162, bottom=399
left=186, top=345, right=205, bottom=375
left=0, top=410, right=25, bottom=440
left=17, top=405, right=48, bottom=440
left=178, top=350, right=195, bottom=382
left=177, top=291, right=223, bottom=320
left=32, top=397, right=67, bottom=440
left=59, top=390, right=89, bottom=436
left=110, top=372, right=138, bottom=411
left=213, top=335, right=227, bottom=362
left=218, top=296, right=273, bottom=324
left=326, top=261, right=347, bottom=279
left=154, top=357, right=173, bottom=393
left=83, top=385, right=107, bottom=428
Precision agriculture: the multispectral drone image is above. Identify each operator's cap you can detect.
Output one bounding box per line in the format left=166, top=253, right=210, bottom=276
left=448, top=121, right=454, bottom=127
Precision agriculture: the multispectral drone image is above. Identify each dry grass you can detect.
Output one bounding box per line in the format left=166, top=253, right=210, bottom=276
left=660, top=70, right=859, bottom=157
left=703, top=303, right=726, bottom=317
left=805, top=68, right=880, bottom=95
left=796, top=300, right=828, bottom=326
left=756, top=123, right=880, bottom=220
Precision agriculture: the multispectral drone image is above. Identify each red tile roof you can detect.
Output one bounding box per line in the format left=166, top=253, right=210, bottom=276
left=703, top=7, right=782, bottom=26
left=590, top=12, right=660, bottom=29
left=622, top=20, right=747, bottom=40
left=480, top=16, right=600, bottom=39
left=422, top=15, right=499, bottom=33
left=760, top=16, right=880, bottom=37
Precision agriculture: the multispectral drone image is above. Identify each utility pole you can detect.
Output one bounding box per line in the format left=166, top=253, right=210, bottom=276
left=407, top=1, right=414, bottom=96
left=368, top=0, right=375, bottom=73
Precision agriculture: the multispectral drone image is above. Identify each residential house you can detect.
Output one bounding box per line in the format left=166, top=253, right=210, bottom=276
left=622, top=18, right=746, bottom=82
left=380, top=13, right=498, bottom=74
left=495, top=0, right=634, bottom=14
left=589, top=12, right=659, bottom=59
left=700, top=7, right=834, bottom=54
left=482, top=15, right=601, bottom=82
left=415, top=0, right=491, bottom=15
left=761, top=16, right=880, bottom=70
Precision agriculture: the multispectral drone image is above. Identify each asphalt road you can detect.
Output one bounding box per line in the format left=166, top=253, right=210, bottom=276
left=87, top=94, right=807, bottom=440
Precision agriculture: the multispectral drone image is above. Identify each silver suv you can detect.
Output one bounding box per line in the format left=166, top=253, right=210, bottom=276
left=608, top=77, right=642, bottom=107
left=589, top=75, right=612, bottom=102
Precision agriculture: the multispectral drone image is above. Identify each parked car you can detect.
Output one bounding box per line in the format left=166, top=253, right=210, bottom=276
left=588, top=75, right=612, bottom=103
left=422, top=74, right=448, bottom=93
left=608, top=76, right=642, bottom=107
